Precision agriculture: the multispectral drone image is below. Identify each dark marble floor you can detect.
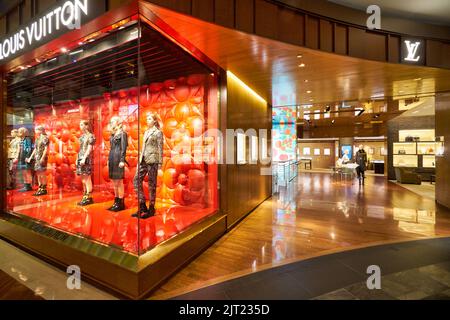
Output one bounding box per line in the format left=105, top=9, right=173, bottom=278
left=171, top=237, right=450, bottom=300
left=0, top=270, right=42, bottom=300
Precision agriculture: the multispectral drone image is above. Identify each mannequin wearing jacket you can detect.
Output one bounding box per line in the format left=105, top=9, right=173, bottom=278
left=107, top=116, right=128, bottom=212
left=132, top=113, right=163, bottom=219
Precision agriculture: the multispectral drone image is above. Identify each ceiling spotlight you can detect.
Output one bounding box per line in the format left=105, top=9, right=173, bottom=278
left=61, top=47, right=68, bottom=53
left=78, top=41, right=84, bottom=46
left=299, top=63, right=306, bottom=68
left=309, top=99, right=314, bottom=102
left=297, top=54, right=303, bottom=58
left=304, top=80, right=309, bottom=83
left=325, top=106, right=331, bottom=113
left=306, top=90, right=312, bottom=94
left=414, top=78, right=422, bottom=81
left=332, top=119, right=335, bottom=124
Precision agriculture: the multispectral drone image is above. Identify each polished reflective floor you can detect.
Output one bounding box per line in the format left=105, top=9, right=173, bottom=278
left=1, top=172, right=450, bottom=300
left=149, top=172, right=450, bottom=299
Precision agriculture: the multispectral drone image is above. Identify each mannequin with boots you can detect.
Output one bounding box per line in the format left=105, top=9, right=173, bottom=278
left=7, top=129, right=21, bottom=190
left=26, top=126, right=49, bottom=196
left=107, top=116, right=128, bottom=212
left=76, top=120, right=96, bottom=206
left=132, top=112, right=163, bottom=219
left=17, top=127, right=34, bottom=192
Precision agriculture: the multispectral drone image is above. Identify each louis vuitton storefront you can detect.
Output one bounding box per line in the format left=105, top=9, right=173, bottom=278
left=0, top=0, right=233, bottom=299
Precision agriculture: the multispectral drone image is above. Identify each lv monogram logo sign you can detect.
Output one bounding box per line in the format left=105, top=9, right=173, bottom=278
left=404, top=40, right=422, bottom=62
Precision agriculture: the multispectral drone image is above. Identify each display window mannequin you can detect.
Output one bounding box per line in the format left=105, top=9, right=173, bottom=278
left=26, top=125, right=49, bottom=196
left=107, top=116, right=128, bottom=212
left=7, top=129, right=21, bottom=190
left=17, top=127, right=34, bottom=192
left=76, top=120, right=96, bottom=206
left=132, top=112, right=164, bottom=219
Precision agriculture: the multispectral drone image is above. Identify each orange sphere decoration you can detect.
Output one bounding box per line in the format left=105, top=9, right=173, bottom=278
left=187, top=74, right=206, bottom=86
left=178, top=173, right=188, bottom=185
left=174, top=85, right=190, bottom=102
left=61, top=129, right=71, bottom=143
left=149, top=83, right=164, bottom=93
left=163, top=168, right=179, bottom=189
left=186, top=116, right=204, bottom=137
left=55, top=153, right=65, bottom=166
left=163, top=118, right=178, bottom=139
left=102, top=127, right=111, bottom=141
left=174, top=103, right=191, bottom=122
left=130, top=123, right=139, bottom=140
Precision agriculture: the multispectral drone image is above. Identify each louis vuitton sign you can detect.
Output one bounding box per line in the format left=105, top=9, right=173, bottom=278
left=401, top=38, right=425, bottom=65
left=0, top=0, right=105, bottom=64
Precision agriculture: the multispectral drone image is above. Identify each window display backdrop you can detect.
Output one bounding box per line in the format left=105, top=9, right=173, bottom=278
left=6, top=74, right=218, bottom=254
left=272, top=107, right=297, bottom=162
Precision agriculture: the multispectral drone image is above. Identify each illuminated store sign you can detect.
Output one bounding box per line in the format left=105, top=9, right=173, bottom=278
left=401, top=38, right=425, bottom=65
left=0, top=0, right=89, bottom=62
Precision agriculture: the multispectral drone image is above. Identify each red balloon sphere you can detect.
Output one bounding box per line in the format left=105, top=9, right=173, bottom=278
left=188, top=169, right=205, bottom=191
left=163, top=168, right=179, bottom=189
left=174, top=85, right=190, bottom=102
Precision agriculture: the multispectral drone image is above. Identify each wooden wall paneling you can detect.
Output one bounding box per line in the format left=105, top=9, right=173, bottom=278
left=334, top=24, right=347, bottom=55
left=278, top=7, right=303, bottom=46
left=306, top=16, right=319, bottom=49
left=226, top=73, right=271, bottom=229
left=214, top=0, right=235, bottom=28
left=235, top=0, right=254, bottom=34
left=435, top=92, right=450, bottom=209
left=145, top=0, right=192, bottom=14
left=22, top=0, right=33, bottom=24
left=0, top=16, right=6, bottom=36
left=37, top=0, right=57, bottom=14
left=388, top=35, right=400, bottom=63
left=427, top=40, right=450, bottom=69
left=255, top=0, right=278, bottom=40
left=192, top=0, right=214, bottom=22
left=319, top=19, right=332, bottom=52
left=7, top=7, right=20, bottom=32
left=349, top=28, right=386, bottom=62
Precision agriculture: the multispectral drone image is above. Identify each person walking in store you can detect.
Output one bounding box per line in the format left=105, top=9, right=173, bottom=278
left=7, top=129, right=21, bottom=190
left=355, top=145, right=368, bottom=184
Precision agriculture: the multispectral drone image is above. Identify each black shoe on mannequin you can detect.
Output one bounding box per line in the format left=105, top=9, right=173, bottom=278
left=110, top=198, right=125, bottom=212
left=107, top=197, right=119, bottom=211
left=132, top=202, right=148, bottom=218
left=140, top=205, right=156, bottom=220
left=19, top=183, right=33, bottom=192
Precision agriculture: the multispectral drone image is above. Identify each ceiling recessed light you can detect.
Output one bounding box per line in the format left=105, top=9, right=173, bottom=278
left=304, top=80, right=308, bottom=83
left=299, top=63, right=305, bottom=68
left=78, top=41, right=84, bottom=46
left=306, top=90, right=312, bottom=94
left=332, top=120, right=335, bottom=124
left=414, top=78, right=422, bottom=81
left=297, top=54, right=303, bottom=58
left=399, top=90, right=404, bottom=93
left=61, top=47, right=68, bottom=53
left=309, top=99, right=314, bottom=102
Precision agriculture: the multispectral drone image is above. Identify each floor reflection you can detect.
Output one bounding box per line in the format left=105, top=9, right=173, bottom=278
left=151, top=172, right=450, bottom=299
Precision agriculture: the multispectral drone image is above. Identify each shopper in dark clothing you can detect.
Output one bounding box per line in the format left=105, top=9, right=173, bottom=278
left=355, top=145, right=367, bottom=184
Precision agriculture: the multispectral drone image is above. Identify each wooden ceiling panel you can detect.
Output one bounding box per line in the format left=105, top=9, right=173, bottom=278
left=142, top=2, right=450, bottom=107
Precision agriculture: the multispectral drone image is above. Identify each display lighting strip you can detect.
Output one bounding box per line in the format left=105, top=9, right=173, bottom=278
left=227, top=71, right=267, bottom=105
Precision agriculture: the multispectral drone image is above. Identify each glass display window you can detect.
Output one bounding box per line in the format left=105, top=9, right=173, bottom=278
left=3, top=19, right=219, bottom=256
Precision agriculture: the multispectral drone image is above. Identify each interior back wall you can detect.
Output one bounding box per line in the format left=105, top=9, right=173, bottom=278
left=436, top=92, right=450, bottom=210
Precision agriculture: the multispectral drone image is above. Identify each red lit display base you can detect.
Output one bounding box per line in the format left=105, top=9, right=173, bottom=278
left=6, top=188, right=215, bottom=254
